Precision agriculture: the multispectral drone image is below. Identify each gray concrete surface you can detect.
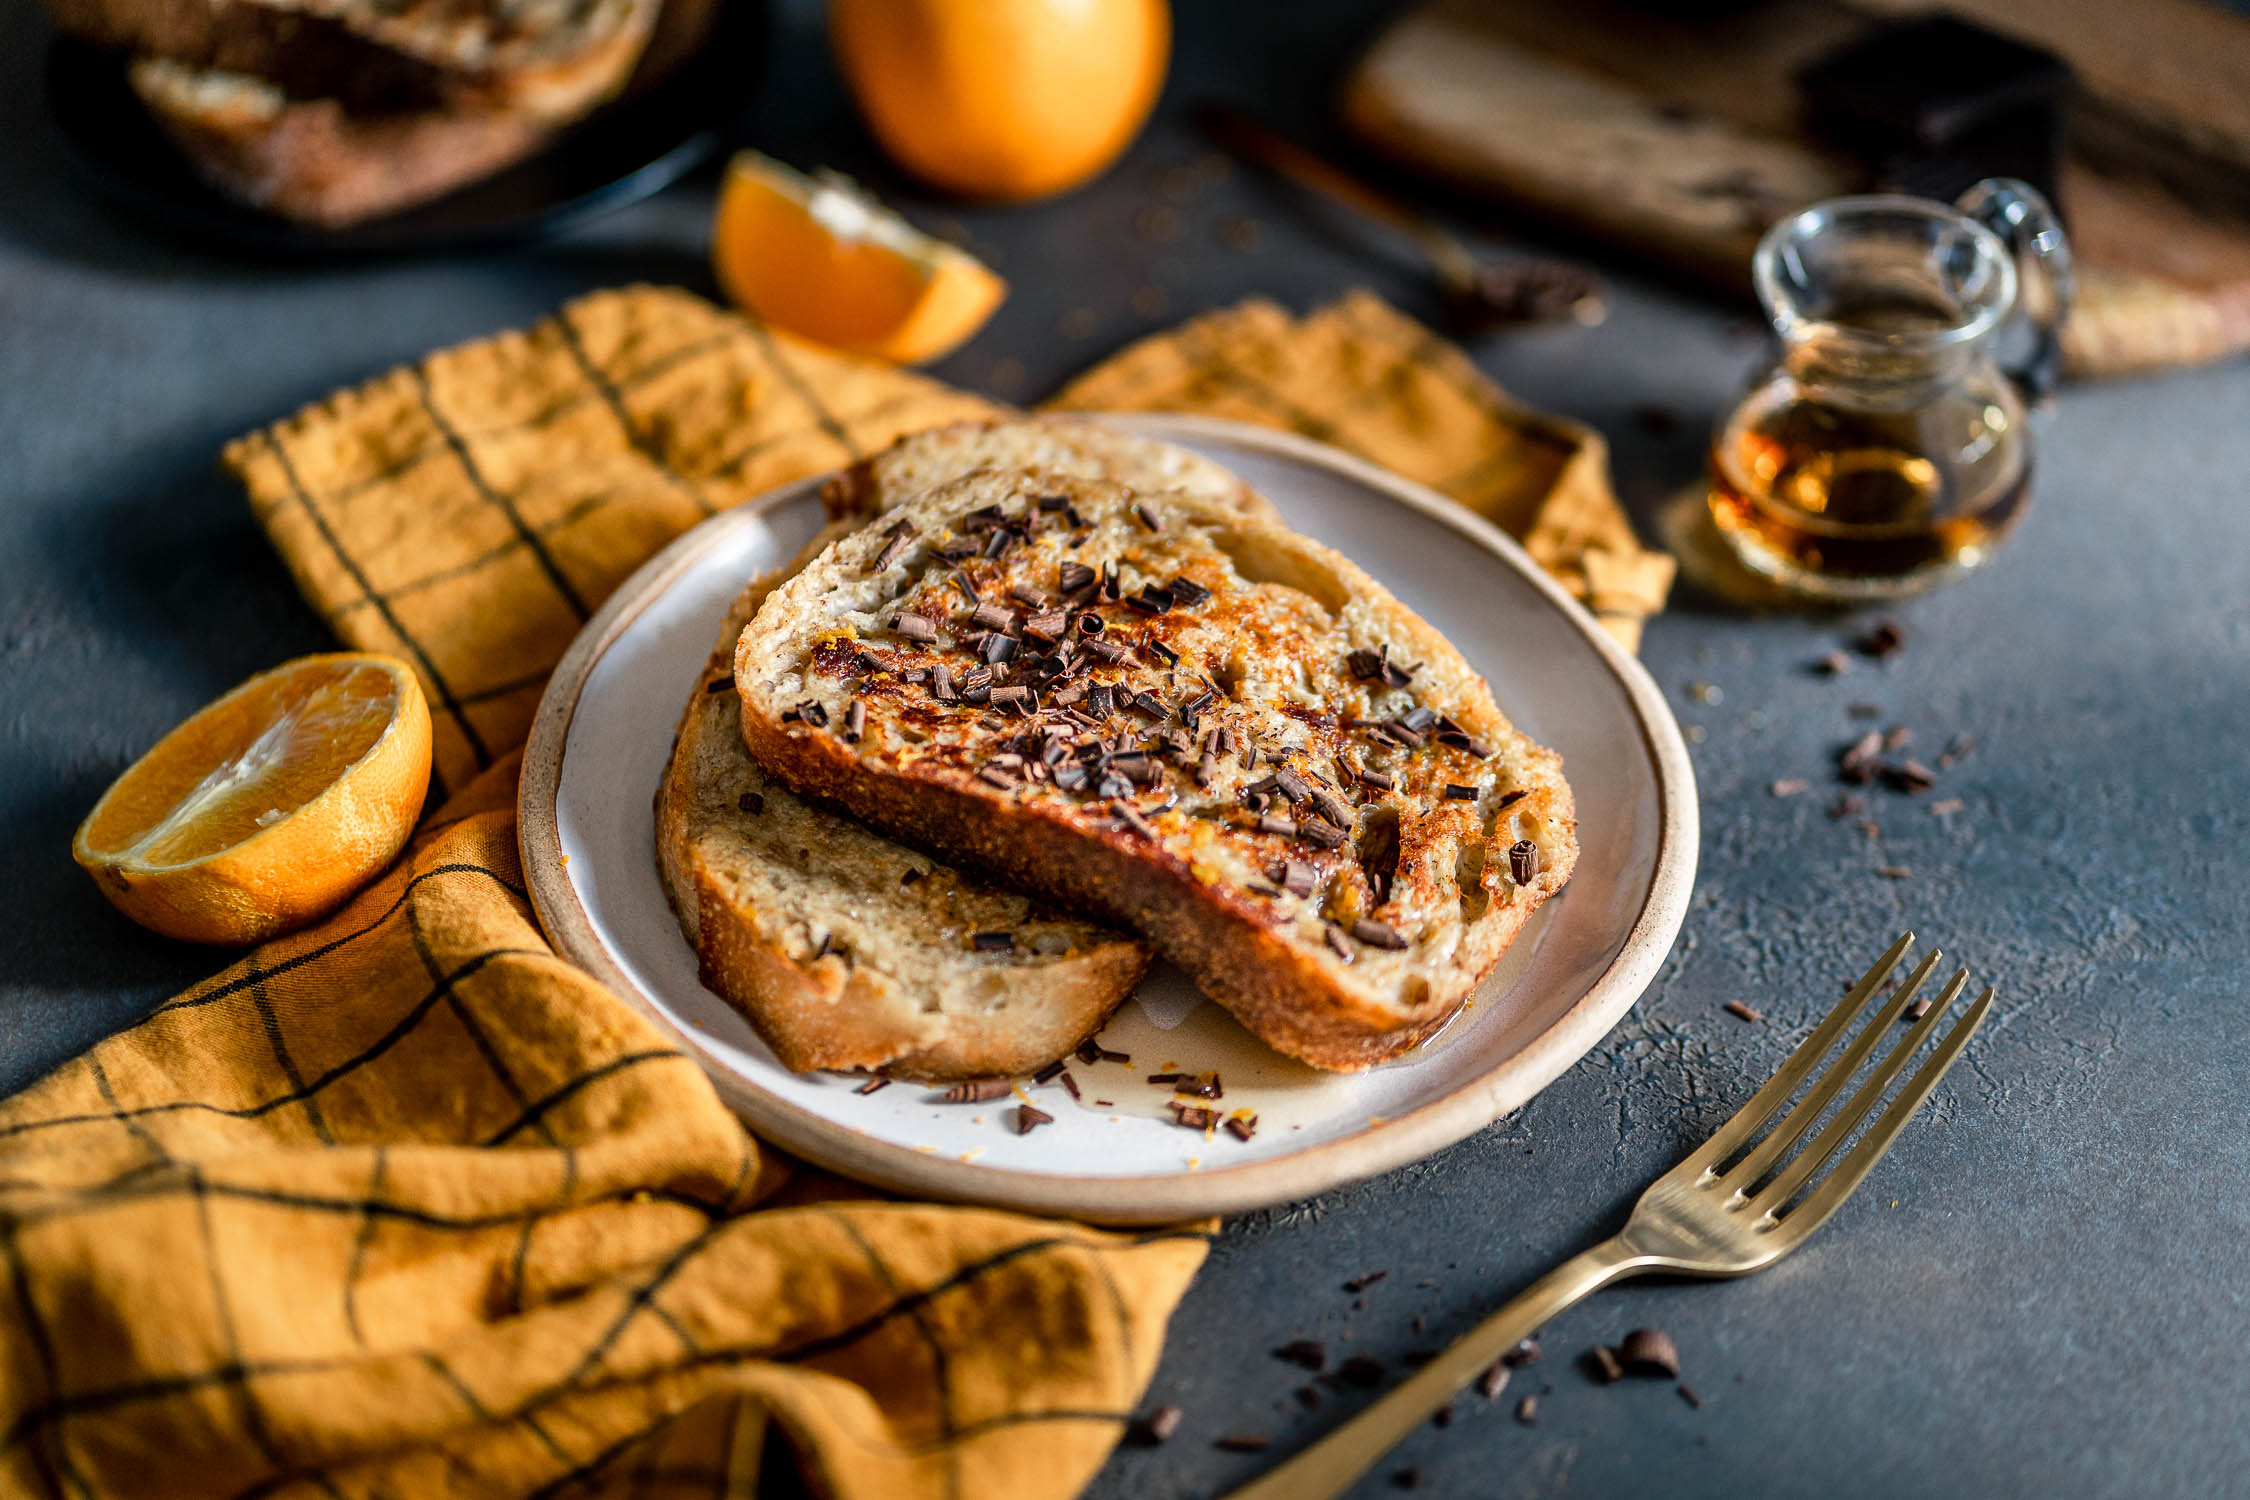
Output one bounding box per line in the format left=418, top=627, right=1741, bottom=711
left=6, top=1, right=2248, bottom=1496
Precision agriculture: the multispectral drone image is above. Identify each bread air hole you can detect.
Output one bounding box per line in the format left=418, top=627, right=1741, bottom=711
left=1455, top=835, right=1490, bottom=923
left=1208, top=525, right=1352, bottom=617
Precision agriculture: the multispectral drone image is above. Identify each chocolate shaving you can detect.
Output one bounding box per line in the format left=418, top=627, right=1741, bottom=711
left=1013, top=1104, right=1054, bottom=1134
left=1022, top=609, right=1068, bottom=642
left=1619, top=1328, right=1680, bottom=1378
left=1168, top=576, right=1211, bottom=607
left=1352, top=919, right=1408, bottom=950
left=1132, top=500, right=1163, bottom=532
left=1478, top=1363, right=1510, bottom=1399
left=871, top=521, right=916, bottom=572
left=940, top=1078, right=1013, bottom=1103
left=796, top=700, right=829, bottom=728
left=1515, top=1396, right=1538, bottom=1424
left=895, top=612, right=938, bottom=644
left=1225, top=1114, right=1256, bottom=1142
left=853, top=1077, right=890, bottom=1095
left=1085, top=638, right=1128, bottom=665
left=1113, top=800, right=1158, bottom=839
left=1299, top=818, right=1347, bottom=849
left=1509, top=840, right=1541, bottom=885
left=1587, top=1345, right=1624, bottom=1383
left=1357, top=769, right=1395, bottom=793
left=842, top=700, right=864, bottom=741
left=1256, top=815, right=1298, bottom=838
left=1338, top=1354, right=1385, bottom=1387
left=1033, top=1060, right=1067, bottom=1084
left=1060, top=1071, right=1082, bottom=1101
left=1323, top=924, right=1354, bottom=962
left=1444, top=783, right=1477, bottom=801
left=1723, top=1000, right=1761, bottom=1022
left=736, top=792, right=764, bottom=815
left=1137, top=1405, right=1181, bottom=1444
left=1274, top=1339, right=1327, bottom=1371
left=1171, top=1104, right=1215, bottom=1130
left=948, top=573, right=979, bottom=608
left=936, top=537, right=977, bottom=561
left=1502, top=1339, right=1541, bottom=1368
left=1855, top=619, right=1905, bottom=658
left=1058, top=561, right=1097, bottom=595
left=1883, top=759, right=1937, bottom=794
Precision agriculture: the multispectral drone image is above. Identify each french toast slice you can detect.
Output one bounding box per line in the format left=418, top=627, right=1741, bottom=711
left=822, top=415, right=1269, bottom=526
left=657, top=419, right=1276, bottom=1080
left=659, top=576, right=1148, bottom=1081
left=733, top=467, right=1578, bottom=1071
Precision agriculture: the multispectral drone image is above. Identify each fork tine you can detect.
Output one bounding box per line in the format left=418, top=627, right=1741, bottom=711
left=1747, top=968, right=1970, bottom=1214
left=1677, top=933, right=1915, bottom=1178
left=1718, top=950, right=1943, bottom=1191
left=1768, top=986, right=1994, bottom=1240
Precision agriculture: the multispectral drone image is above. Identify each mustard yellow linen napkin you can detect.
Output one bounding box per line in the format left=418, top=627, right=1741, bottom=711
left=4, top=285, right=1671, bottom=1500
left=1, top=755, right=1206, bottom=1499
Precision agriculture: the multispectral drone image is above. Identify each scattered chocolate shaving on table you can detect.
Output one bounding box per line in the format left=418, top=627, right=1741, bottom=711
left=1215, top=1434, right=1270, bottom=1453
left=1876, top=864, right=1913, bottom=880
left=1724, top=1000, right=1761, bottom=1022
left=1339, top=1354, right=1385, bottom=1387
left=1226, top=1115, right=1257, bottom=1142
left=1013, top=1104, right=1053, bottom=1134
left=1343, top=1270, right=1389, bottom=1293
left=1828, top=793, right=1865, bottom=820
left=1814, top=651, right=1853, bottom=676
left=1136, top=1405, right=1182, bottom=1444
left=1033, top=1060, right=1066, bottom=1084
left=1515, top=1396, right=1538, bottom=1425
left=1586, top=1345, right=1624, bottom=1383
left=1182, top=1072, right=1223, bottom=1099
left=1881, top=759, right=1936, bottom=794
left=1771, top=779, right=1808, bottom=797
left=1678, top=1383, right=1704, bottom=1409
left=939, top=1078, right=1013, bottom=1103
left=1059, top=1071, right=1081, bottom=1101
left=1838, top=731, right=1883, bottom=783
left=1619, top=1328, right=1680, bottom=1378
left=1502, top=1338, right=1542, bottom=1368
left=1854, top=619, right=1905, bottom=659
left=853, top=1077, right=889, bottom=1095
left=1930, top=797, right=1965, bottom=816
left=1881, top=724, right=1913, bottom=752
left=1171, top=1104, right=1216, bottom=1130
left=1274, top=1339, right=1327, bottom=1371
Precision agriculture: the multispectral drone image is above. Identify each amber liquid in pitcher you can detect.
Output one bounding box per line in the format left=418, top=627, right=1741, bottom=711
left=1707, top=296, right=2032, bottom=598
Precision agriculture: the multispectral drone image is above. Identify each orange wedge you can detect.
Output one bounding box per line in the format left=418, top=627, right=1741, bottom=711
left=73, top=654, right=433, bottom=945
left=710, top=152, right=1007, bottom=365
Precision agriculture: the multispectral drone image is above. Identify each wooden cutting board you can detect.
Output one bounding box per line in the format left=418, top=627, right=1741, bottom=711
left=1342, top=0, right=2250, bottom=379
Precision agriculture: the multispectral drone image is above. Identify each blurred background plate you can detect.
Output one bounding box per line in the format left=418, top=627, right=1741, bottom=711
left=41, top=0, right=767, bottom=259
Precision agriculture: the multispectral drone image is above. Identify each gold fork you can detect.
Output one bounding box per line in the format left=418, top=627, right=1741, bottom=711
left=1225, top=934, right=1991, bottom=1500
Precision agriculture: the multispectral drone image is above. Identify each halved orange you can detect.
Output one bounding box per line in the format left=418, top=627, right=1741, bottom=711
left=73, top=654, right=433, bottom=945
left=710, top=152, right=1007, bottom=365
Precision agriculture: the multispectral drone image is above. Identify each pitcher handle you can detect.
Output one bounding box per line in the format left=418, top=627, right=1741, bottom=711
left=1955, top=177, right=2075, bottom=405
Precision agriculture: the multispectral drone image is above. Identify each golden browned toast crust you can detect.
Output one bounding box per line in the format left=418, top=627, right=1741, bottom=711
left=733, top=468, right=1577, bottom=1071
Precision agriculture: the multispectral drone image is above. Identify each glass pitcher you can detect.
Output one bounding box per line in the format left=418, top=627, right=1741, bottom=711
left=1707, top=179, right=2074, bottom=602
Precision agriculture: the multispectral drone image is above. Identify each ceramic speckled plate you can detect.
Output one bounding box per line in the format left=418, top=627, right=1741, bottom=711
left=521, top=415, right=1695, bottom=1223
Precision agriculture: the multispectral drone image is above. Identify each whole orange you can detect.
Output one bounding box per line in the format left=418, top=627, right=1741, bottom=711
left=830, top=0, right=1170, bottom=202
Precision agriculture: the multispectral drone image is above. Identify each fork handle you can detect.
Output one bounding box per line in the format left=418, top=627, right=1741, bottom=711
left=1221, top=1236, right=1655, bottom=1500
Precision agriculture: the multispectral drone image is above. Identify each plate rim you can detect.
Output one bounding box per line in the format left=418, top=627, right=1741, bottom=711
left=520, top=413, right=1698, bottom=1223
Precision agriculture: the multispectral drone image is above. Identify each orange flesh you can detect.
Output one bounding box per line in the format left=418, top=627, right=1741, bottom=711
left=714, top=172, right=936, bottom=350
left=81, top=662, right=400, bottom=868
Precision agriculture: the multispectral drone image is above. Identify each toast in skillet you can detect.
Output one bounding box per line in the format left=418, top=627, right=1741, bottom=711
left=657, top=419, right=1279, bottom=1080
left=731, top=467, right=1578, bottom=1071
